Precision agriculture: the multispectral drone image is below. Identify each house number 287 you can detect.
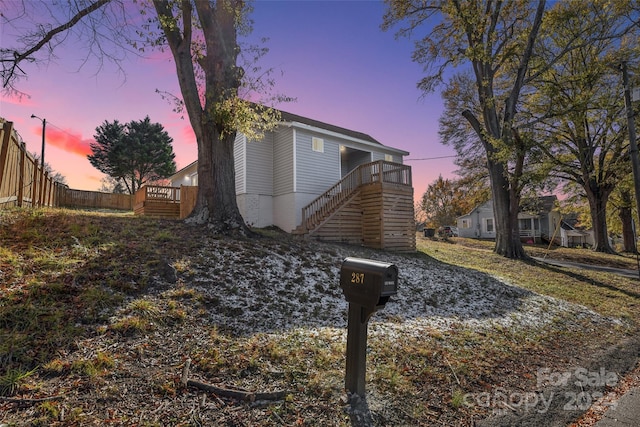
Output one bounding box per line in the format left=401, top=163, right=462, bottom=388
left=351, top=272, right=365, bottom=284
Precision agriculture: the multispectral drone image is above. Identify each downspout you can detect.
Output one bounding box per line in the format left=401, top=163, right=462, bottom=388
left=292, top=128, right=297, bottom=193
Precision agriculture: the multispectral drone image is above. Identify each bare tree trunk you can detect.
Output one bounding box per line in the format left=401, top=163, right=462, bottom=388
left=187, top=123, right=248, bottom=234
left=490, top=161, right=527, bottom=258
left=619, top=189, right=636, bottom=253
left=463, top=111, right=527, bottom=259
left=153, top=0, right=250, bottom=235
left=586, top=183, right=615, bottom=253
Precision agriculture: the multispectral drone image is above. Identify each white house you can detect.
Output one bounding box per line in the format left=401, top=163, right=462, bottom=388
left=456, top=196, right=561, bottom=243
left=559, top=218, right=596, bottom=248
left=169, top=109, right=411, bottom=235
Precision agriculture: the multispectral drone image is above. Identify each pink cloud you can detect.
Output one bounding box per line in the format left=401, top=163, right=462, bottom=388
left=181, top=125, right=196, bottom=144
left=40, top=126, right=94, bottom=157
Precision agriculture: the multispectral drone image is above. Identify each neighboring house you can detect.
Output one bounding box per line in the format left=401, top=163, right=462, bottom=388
left=559, top=220, right=594, bottom=248
left=169, top=109, right=415, bottom=251
left=456, top=196, right=561, bottom=243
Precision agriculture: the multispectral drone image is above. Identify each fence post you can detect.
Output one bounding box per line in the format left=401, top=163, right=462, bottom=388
left=46, top=175, right=53, bottom=207
left=38, top=169, right=47, bottom=207
left=17, top=143, right=26, bottom=207
left=0, top=121, right=13, bottom=189
left=31, top=160, right=38, bottom=208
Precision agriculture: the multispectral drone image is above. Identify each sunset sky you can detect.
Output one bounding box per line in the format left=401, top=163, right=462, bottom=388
left=0, top=1, right=457, bottom=202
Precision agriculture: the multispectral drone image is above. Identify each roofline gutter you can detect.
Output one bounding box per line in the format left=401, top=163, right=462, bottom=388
left=282, top=120, right=410, bottom=156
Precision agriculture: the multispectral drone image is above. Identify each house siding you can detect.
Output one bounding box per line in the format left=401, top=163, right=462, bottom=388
left=245, top=132, right=274, bottom=195
left=233, top=134, right=246, bottom=194
left=169, top=162, right=197, bottom=187
left=457, top=198, right=561, bottom=242
left=457, top=201, right=495, bottom=239
left=371, top=151, right=386, bottom=162
left=274, top=127, right=294, bottom=196
left=295, top=130, right=340, bottom=194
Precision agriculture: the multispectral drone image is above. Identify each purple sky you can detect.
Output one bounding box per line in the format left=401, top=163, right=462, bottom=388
left=1, top=1, right=457, bottom=202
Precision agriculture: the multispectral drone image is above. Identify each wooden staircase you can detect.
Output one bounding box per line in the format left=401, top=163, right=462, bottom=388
left=295, top=161, right=415, bottom=251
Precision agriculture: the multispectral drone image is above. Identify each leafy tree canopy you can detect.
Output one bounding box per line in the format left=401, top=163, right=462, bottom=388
left=88, top=116, right=176, bottom=194
left=420, top=175, right=479, bottom=228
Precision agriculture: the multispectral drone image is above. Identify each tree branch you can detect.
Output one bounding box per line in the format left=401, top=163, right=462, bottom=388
left=2, top=0, right=112, bottom=88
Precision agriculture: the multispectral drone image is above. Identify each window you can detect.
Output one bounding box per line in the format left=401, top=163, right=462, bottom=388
left=461, top=219, right=471, bottom=229
left=485, top=218, right=495, bottom=233
left=519, top=218, right=532, bottom=230
left=312, top=137, right=324, bottom=153
left=384, top=154, right=393, bottom=162
left=519, top=218, right=540, bottom=231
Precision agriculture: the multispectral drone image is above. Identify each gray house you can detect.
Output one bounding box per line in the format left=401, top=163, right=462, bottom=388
left=456, top=196, right=561, bottom=243
left=169, top=109, right=414, bottom=249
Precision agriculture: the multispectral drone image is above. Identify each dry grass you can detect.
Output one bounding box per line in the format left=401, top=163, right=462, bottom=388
left=0, top=209, right=638, bottom=426
left=418, top=237, right=640, bottom=322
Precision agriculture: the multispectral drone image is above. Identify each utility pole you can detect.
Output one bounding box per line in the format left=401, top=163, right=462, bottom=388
left=620, top=62, right=640, bottom=267
left=30, top=114, right=46, bottom=168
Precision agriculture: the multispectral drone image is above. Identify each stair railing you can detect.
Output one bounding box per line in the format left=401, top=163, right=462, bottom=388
left=300, top=161, right=411, bottom=232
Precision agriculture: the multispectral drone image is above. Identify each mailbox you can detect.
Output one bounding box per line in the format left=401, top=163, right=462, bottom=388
left=340, top=257, right=399, bottom=398
left=340, top=257, right=398, bottom=308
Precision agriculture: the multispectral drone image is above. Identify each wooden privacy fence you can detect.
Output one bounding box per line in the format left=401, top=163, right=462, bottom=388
left=0, top=120, right=135, bottom=211
left=0, top=121, right=65, bottom=208
left=60, top=188, right=133, bottom=211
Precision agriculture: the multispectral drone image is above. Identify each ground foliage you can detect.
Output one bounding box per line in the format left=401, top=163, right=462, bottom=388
left=0, top=209, right=638, bottom=426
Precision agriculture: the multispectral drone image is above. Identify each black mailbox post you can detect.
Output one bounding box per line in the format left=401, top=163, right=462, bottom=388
left=340, top=257, right=398, bottom=397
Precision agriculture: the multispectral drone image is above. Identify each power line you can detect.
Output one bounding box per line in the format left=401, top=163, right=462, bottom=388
left=46, top=121, right=86, bottom=141
left=404, top=155, right=457, bottom=161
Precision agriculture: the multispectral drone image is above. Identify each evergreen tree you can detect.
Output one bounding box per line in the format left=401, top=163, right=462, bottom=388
left=89, top=116, right=176, bottom=194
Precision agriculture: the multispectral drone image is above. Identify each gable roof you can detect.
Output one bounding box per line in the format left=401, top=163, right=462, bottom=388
left=457, top=195, right=559, bottom=220
left=278, top=109, right=381, bottom=145
left=520, top=195, right=558, bottom=214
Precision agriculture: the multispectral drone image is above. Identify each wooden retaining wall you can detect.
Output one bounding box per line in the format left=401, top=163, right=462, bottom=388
left=308, top=193, right=364, bottom=245
left=377, top=182, right=416, bottom=251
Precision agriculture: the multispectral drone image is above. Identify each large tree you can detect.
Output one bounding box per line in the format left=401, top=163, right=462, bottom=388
left=384, top=0, right=638, bottom=258
left=384, top=0, right=550, bottom=258
left=525, top=0, right=639, bottom=253
left=1, top=0, right=280, bottom=234
left=438, top=72, right=552, bottom=228
left=89, top=117, right=177, bottom=195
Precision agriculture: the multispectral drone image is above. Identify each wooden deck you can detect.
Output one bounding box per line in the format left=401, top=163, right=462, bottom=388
left=300, top=161, right=415, bottom=252
left=134, top=185, right=197, bottom=219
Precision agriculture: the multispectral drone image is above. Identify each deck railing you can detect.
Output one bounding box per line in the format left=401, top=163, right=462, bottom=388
left=300, top=160, right=411, bottom=232
left=519, top=229, right=541, bottom=240
left=134, top=185, right=181, bottom=206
